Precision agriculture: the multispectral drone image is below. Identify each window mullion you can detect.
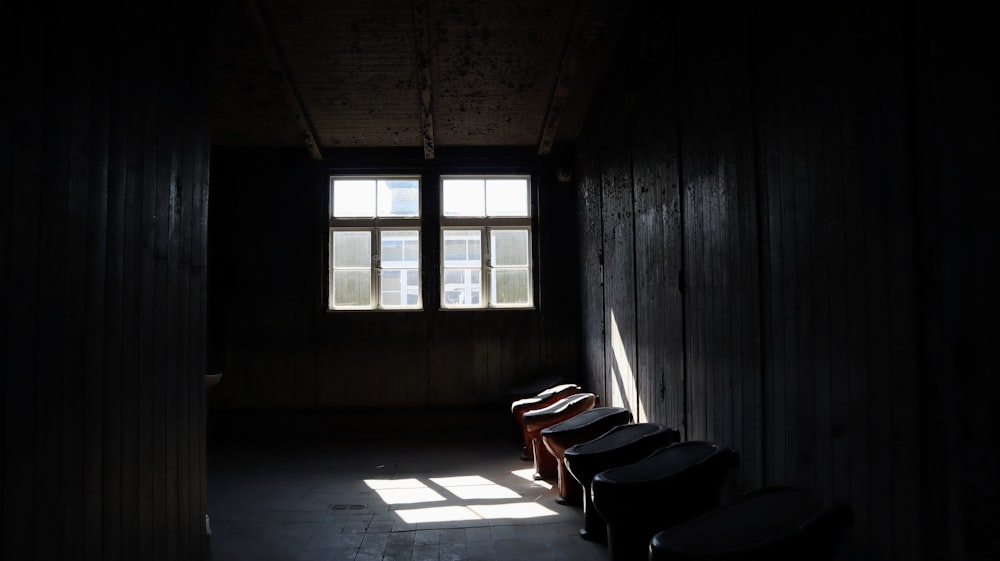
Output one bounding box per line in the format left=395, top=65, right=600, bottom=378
left=372, top=229, right=380, bottom=309
left=481, top=225, right=488, bottom=309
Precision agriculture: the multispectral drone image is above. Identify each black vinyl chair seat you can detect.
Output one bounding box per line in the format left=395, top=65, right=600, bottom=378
left=649, top=486, right=853, bottom=560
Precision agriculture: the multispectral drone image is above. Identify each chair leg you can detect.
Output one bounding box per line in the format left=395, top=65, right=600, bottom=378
left=532, top=438, right=558, bottom=480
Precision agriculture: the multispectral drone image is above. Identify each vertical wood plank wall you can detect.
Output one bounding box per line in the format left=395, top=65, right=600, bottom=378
left=577, top=135, right=607, bottom=403
left=2, top=2, right=212, bottom=560
left=599, top=62, right=639, bottom=416
left=628, top=15, right=685, bottom=430
left=206, top=151, right=580, bottom=409
left=573, top=1, right=998, bottom=559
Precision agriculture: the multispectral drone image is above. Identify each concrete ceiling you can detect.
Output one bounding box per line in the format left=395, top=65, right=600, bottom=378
left=212, top=0, right=629, bottom=158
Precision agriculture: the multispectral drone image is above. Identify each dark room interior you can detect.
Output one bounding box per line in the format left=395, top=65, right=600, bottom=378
left=4, top=0, right=998, bottom=560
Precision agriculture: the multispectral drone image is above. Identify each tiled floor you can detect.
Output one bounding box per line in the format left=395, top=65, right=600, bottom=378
left=206, top=431, right=612, bottom=561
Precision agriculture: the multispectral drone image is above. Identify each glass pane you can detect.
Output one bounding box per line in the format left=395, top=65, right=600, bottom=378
left=379, top=270, right=421, bottom=308
left=381, top=270, right=402, bottom=306
left=333, top=231, right=371, bottom=268
left=403, top=237, right=419, bottom=263
left=486, top=178, right=529, bottom=217
left=332, top=179, right=376, bottom=217
left=334, top=270, right=371, bottom=307
left=405, top=270, right=420, bottom=305
left=381, top=230, right=419, bottom=268
left=443, top=230, right=481, bottom=267
left=491, top=229, right=529, bottom=266
left=377, top=179, right=419, bottom=217
left=443, top=269, right=481, bottom=306
left=442, top=178, right=485, bottom=217
left=492, top=268, right=529, bottom=305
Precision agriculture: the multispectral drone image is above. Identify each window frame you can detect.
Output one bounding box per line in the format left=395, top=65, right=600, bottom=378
left=439, top=175, right=534, bottom=310
left=328, top=175, right=423, bottom=311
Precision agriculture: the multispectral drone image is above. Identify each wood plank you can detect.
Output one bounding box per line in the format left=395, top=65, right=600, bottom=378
left=805, top=11, right=841, bottom=501
left=0, top=8, right=11, bottom=551
left=82, top=4, right=112, bottom=558
left=909, top=4, right=1000, bottom=559
left=575, top=120, right=605, bottom=396
left=675, top=20, right=709, bottom=438
left=102, top=22, right=131, bottom=556
left=537, top=165, right=581, bottom=383
left=748, top=1, right=781, bottom=485
left=119, top=12, right=147, bottom=556
left=138, top=39, right=161, bottom=557
left=774, top=56, right=799, bottom=487
left=773, top=28, right=799, bottom=487
left=841, top=34, right=872, bottom=558
left=192, top=69, right=213, bottom=555
left=38, top=6, right=80, bottom=558
left=864, top=6, right=925, bottom=559
left=3, top=7, right=45, bottom=559
left=175, top=35, right=201, bottom=554
left=825, top=44, right=853, bottom=521
left=680, top=2, right=758, bottom=480
left=599, top=75, right=637, bottom=413
left=855, top=9, right=895, bottom=558
left=789, top=46, right=817, bottom=491
left=164, top=31, right=183, bottom=560
left=675, top=0, right=710, bottom=443
left=728, top=16, right=762, bottom=491
left=412, top=0, right=435, bottom=158
left=628, top=1, right=684, bottom=428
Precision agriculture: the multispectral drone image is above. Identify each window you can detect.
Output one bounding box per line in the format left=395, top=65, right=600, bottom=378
left=329, top=177, right=421, bottom=310
left=441, top=176, right=532, bottom=309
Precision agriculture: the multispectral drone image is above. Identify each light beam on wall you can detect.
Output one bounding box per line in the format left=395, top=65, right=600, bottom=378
left=610, top=309, right=646, bottom=421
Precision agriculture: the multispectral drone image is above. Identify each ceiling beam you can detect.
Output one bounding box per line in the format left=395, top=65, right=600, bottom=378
left=413, top=0, right=436, bottom=159
left=247, top=0, right=322, bottom=160
left=538, top=0, right=599, bottom=155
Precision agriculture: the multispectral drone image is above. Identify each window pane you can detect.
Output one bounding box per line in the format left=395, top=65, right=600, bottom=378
left=333, top=179, right=376, bottom=217
left=334, top=270, right=372, bottom=307
left=381, top=230, right=419, bottom=268
left=381, top=270, right=402, bottom=306
left=380, top=268, right=421, bottom=308
left=491, top=229, right=529, bottom=266
left=492, top=269, right=529, bottom=305
left=486, top=178, right=529, bottom=216
left=405, top=270, right=419, bottom=305
left=333, top=231, right=371, bottom=268
left=443, top=269, right=481, bottom=306
left=443, top=230, right=481, bottom=267
left=379, top=229, right=420, bottom=309
left=442, top=179, right=485, bottom=217
left=377, top=179, right=419, bottom=217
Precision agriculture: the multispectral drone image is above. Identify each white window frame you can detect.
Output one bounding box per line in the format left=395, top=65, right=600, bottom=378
left=328, top=176, right=422, bottom=311
left=440, top=175, right=533, bottom=310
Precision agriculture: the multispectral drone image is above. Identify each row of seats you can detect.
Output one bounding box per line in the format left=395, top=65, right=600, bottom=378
left=510, top=384, right=852, bottom=561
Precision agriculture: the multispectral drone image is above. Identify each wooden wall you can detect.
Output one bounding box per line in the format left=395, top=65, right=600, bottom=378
left=206, top=148, right=580, bottom=411
left=574, top=1, right=998, bottom=559
left=2, top=1, right=212, bottom=560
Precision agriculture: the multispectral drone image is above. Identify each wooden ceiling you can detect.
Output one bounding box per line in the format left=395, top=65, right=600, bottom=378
left=212, top=0, right=629, bottom=158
